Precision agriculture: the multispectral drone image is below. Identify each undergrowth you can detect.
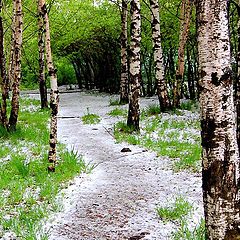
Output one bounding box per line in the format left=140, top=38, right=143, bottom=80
left=82, top=108, right=101, bottom=124
left=156, top=196, right=205, bottom=239
left=114, top=109, right=201, bottom=172
left=0, top=97, right=91, bottom=239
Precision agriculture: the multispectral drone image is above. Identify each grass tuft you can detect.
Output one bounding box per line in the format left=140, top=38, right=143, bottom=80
left=108, top=107, right=127, bottom=117
left=156, top=196, right=192, bottom=222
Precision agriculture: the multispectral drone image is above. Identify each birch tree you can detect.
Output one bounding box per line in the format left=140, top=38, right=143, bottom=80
left=149, top=0, right=170, bottom=112
left=173, top=0, right=191, bottom=108
left=119, top=0, right=129, bottom=104
left=9, top=0, right=23, bottom=131
left=37, top=0, right=48, bottom=109
left=39, top=0, right=59, bottom=168
left=0, top=0, right=8, bottom=128
left=197, top=0, right=240, bottom=239
left=127, top=0, right=141, bottom=131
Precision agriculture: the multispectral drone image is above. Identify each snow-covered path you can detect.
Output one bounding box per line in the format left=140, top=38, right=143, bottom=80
left=39, top=91, right=203, bottom=240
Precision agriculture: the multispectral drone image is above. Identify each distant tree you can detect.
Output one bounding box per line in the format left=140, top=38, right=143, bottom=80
left=119, top=0, right=129, bottom=104
left=149, top=0, right=170, bottom=112
left=127, top=0, right=141, bottom=131
left=173, top=0, right=191, bottom=108
left=197, top=0, right=240, bottom=239
left=37, top=0, right=48, bottom=109
left=39, top=0, right=59, bottom=169
left=9, top=0, right=23, bottom=131
left=0, top=0, right=8, bottom=128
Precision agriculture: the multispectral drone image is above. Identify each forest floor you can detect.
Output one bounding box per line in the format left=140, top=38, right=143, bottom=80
left=28, top=89, right=204, bottom=240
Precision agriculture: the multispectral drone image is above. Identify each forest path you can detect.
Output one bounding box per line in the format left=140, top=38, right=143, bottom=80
left=40, top=91, right=203, bottom=240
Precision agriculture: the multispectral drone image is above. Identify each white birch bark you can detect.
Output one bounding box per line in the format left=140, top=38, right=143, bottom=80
left=149, top=0, right=170, bottom=112
left=197, top=0, right=240, bottom=238
left=39, top=0, right=59, bottom=167
left=120, top=0, right=129, bottom=104
left=127, top=0, right=141, bottom=131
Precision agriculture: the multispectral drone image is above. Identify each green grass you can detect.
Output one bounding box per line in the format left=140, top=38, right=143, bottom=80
left=0, top=98, right=92, bottom=239
left=173, top=219, right=205, bottom=240
left=114, top=115, right=201, bottom=172
left=143, top=104, right=161, bottom=116
left=156, top=196, right=192, bottom=222
left=81, top=108, right=101, bottom=124
left=108, top=107, right=127, bottom=117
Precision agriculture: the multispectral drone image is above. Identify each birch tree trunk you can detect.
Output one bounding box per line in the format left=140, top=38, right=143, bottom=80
left=149, top=0, right=170, bottom=112
left=0, top=0, right=8, bottom=128
left=236, top=0, right=240, bottom=153
left=8, top=0, right=16, bottom=90
left=173, top=0, right=191, bottom=108
left=197, top=0, right=240, bottom=239
left=9, top=0, right=23, bottom=131
left=39, top=0, right=59, bottom=168
left=37, top=0, right=48, bottom=109
left=127, top=0, right=141, bottom=131
left=119, top=0, right=129, bottom=104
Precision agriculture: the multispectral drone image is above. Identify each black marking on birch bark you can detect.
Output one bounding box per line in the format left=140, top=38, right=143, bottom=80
left=211, top=72, right=220, bottom=86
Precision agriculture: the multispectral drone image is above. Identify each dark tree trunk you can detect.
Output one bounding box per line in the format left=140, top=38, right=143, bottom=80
left=0, top=0, right=8, bottom=128
left=9, top=0, right=23, bottom=131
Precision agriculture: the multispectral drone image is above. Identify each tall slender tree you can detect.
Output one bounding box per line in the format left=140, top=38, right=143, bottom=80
left=9, top=0, right=23, bottom=131
left=127, top=0, right=141, bottom=131
left=173, top=0, right=191, bottom=108
left=37, top=0, right=48, bottom=109
left=197, top=0, right=240, bottom=239
left=39, top=0, right=59, bottom=168
left=149, top=0, right=170, bottom=112
left=119, top=0, right=129, bottom=104
left=0, top=0, right=8, bottom=128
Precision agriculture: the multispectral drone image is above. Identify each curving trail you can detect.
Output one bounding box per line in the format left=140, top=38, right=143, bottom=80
left=42, top=91, right=203, bottom=240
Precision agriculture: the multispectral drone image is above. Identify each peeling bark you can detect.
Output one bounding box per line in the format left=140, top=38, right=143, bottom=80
left=173, top=0, right=191, bottom=108
left=39, top=0, right=59, bottom=166
left=120, top=0, right=129, bottom=104
left=37, top=0, right=48, bottom=109
left=149, top=0, right=170, bottom=112
left=127, top=0, right=141, bottom=131
left=9, top=0, right=23, bottom=131
left=197, top=0, right=240, bottom=239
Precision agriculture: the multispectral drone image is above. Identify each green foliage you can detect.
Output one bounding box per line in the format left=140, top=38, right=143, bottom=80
left=82, top=111, right=101, bottom=125
left=143, top=104, right=161, bottom=116
left=180, top=100, right=199, bottom=112
left=0, top=98, right=91, bottom=239
left=173, top=219, right=206, bottom=240
left=108, top=107, right=127, bottom=117
left=156, top=196, right=192, bottom=222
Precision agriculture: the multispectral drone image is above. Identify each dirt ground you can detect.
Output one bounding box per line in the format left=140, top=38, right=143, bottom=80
left=31, top=91, right=203, bottom=240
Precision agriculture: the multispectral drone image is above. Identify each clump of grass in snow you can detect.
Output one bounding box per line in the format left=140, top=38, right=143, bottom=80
left=173, top=218, right=205, bottom=240
left=156, top=196, right=192, bottom=222
left=114, top=122, right=140, bottom=145
left=108, top=107, right=127, bottom=117
left=157, top=196, right=204, bottom=239
left=109, top=98, right=120, bottom=106
left=0, top=98, right=91, bottom=239
left=144, top=104, right=161, bottom=116
left=82, top=108, right=101, bottom=124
